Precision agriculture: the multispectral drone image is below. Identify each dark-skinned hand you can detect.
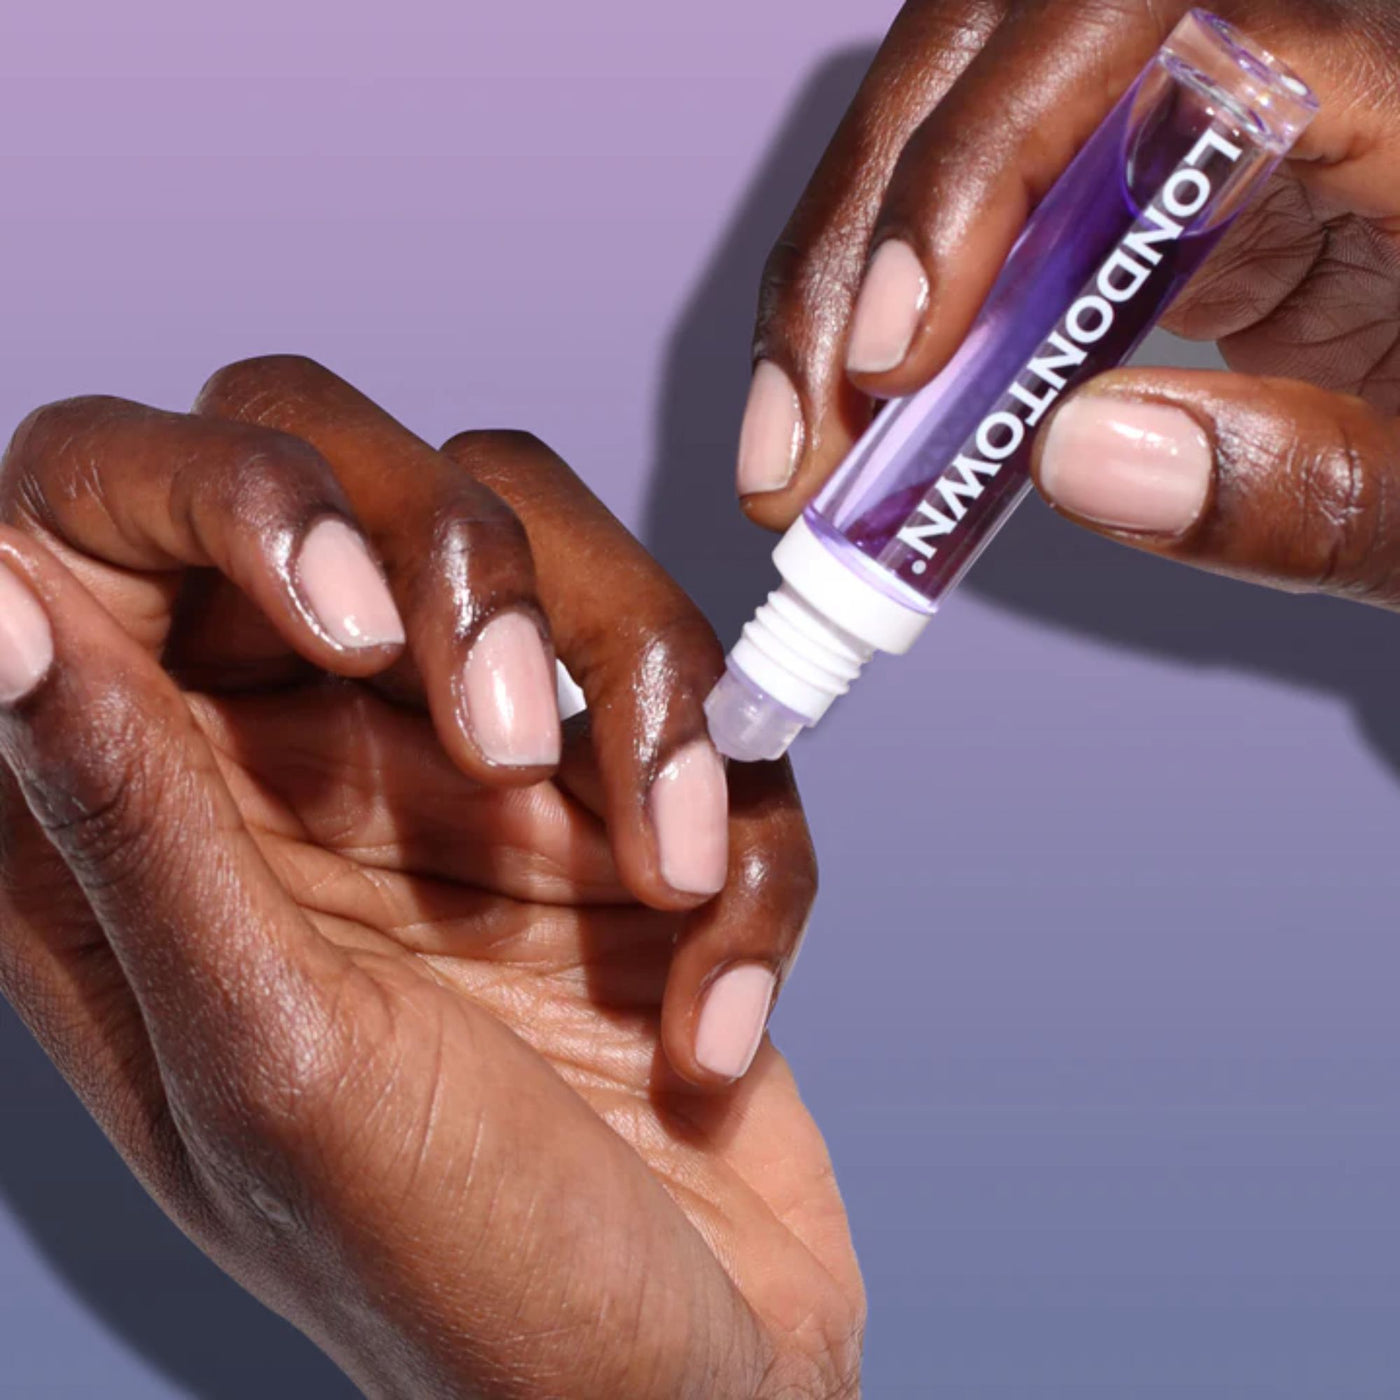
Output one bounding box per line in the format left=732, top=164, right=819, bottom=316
left=737, top=1, right=1400, bottom=613
left=0, top=357, right=863, bottom=1399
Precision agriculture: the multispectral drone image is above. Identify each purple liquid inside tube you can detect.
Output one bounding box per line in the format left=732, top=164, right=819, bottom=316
left=706, top=11, right=1318, bottom=763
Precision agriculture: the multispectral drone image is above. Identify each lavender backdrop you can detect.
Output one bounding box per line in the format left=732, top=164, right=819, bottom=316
left=2, top=1, right=1399, bottom=1395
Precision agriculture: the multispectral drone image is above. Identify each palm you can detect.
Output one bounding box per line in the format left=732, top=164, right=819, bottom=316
left=1168, top=165, right=1400, bottom=407
left=186, top=675, right=863, bottom=1392
left=0, top=362, right=863, bottom=1395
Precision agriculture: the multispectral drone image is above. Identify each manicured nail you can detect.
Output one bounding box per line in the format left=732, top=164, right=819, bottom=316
left=462, top=611, right=562, bottom=768
left=737, top=361, right=804, bottom=496
left=1039, top=396, right=1212, bottom=534
left=0, top=562, right=53, bottom=704
left=650, top=739, right=728, bottom=896
left=785, top=914, right=812, bottom=981
left=845, top=239, right=929, bottom=375
left=296, top=519, right=406, bottom=650
left=695, top=963, right=776, bottom=1081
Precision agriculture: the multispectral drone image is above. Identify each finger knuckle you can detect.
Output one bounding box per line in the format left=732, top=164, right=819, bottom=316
left=23, top=691, right=173, bottom=890
left=0, top=397, right=130, bottom=521
left=758, top=48, right=948, bottom=348
left=195, top=353, right=336, bottom=420
left=625, top=606, right=723, bottom=700
left=440, top=428, right=563, bottom=503
left=434, top=492, right=533, bottom=579
left=446, top=426, right=551, bottom=461
left=738, top=816, right=818, bottom=922
left=1295, top=414, right=1391, bottom=597
left=757, top=233, right=864, bottom=355
left=199, top=424, right=339, bottom=524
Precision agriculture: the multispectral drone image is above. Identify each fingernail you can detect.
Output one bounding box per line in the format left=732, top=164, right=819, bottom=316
left=695, top=963, right=776, bottom=1081
left=462, top=611, right=562, bottom=768
left=845, top=239, right=929, bottom=375
left=1039, top=396, right=1212, bottom=534
left=296, top=518, right=406, bottom=650
left=784, top=914, right=812, bottom=981
left=0, top=562, right=53, bottom=704
left=650, top=739, right=728, bottom=896
left=737, top=361, right=804, bottom=496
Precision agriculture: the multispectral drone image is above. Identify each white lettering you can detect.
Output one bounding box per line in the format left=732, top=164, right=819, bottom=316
left=1187, top=127, right=1244, bottom=166
left=891, top=124, right=1246, bottom=581
left=1162, top=167, right=1211, bottom=219
left=976, top=412, right=1025, bottom=461
left=934, top=454, right=1001, bottom=519
left=1008, top=377, right=1060, bottom=426
left=1123, top=204, right=1184, bottom=265
left=896, top=498, right=958, bottom=559
left=1097, top=246, right=1152, bottom=304
left=1024, top=331, right=1088, bottom=391
left=1066, top=295, right=1114, bottom=345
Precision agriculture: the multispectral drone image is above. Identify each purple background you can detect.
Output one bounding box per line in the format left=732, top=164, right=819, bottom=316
left=2, top=1, right=1399, bottom=1395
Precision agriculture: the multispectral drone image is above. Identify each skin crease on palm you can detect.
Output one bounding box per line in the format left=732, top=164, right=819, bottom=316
left=4, top=4, right=1400, bottom=1400
left=0, top=360, right=863, bottom=1400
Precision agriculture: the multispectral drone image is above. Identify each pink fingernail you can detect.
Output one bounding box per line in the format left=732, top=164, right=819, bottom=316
left=650, top=739, right=728, bottom=896
left=0, top=562, right=53, bottom=704
left=695, top=963, right=776, bottom=1081
left=462, top=611, right=562, bottom=768
left=737, top=361, right=804, bottom=496
left=1039, top=396, right=1212, bottom=534
left=296, top=519, right=406, bottom=650
left=845, top=239, right=929, bottom=375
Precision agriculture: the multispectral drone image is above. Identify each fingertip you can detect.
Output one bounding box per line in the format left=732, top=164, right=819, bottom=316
left=737, top=361, right=805, bottom=500
left=1033, top=386, right=1214, bottom=537
left=844, top=238, right=930, bottom=379
left=657, top=757, right=812, bottom=1086
left=739, top=483, right=805, bottom=534
left=292, top=516, right=408, bottom=668
left=0, top=545, right=54, bottom=707
left=456, top=609, right=563, bottom=776
left=663, top=958, right=779, bottom=1090
left=648, top=739, right=729, bottom=900
left=692, top=961, right=778, bottom=1084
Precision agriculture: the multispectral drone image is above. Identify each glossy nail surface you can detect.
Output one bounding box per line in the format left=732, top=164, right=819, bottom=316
left=462, top=611, right=562, bottom=768
left=737, top=361, right=804, bottom=497
left=296, top=518, right=406, bottom=650
left=845, top=239, right=929, bottom=375
left=0, top=563, right=53, bottom=703
left=1039, top=396, right=1212, bottom=534
left=695, top=963, right=776, bottom=1080
left=650, top=738, right=728, bottom=896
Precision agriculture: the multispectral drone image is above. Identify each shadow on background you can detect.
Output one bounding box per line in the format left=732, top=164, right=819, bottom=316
left=0, top=51, right=887, bottom=1398
left=3, top=34, right=1398, bottom=1400
left=644, top=42, right=1400, bottom=785
left=966, top=497, right=1400, bottom=782
left=642, top=44, right=876, bottom=646
left=0, top=1003, right=356, bottom=1399
left=0, top=46, right=884, bottom=1400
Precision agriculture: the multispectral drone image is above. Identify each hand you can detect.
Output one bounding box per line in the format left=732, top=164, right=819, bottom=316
left=0, top=358, right=863, bottom=1399
left=733, top=1, right=1400, bottom=613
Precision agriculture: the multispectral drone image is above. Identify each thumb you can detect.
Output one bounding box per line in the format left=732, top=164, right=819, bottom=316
left=1031, top=369, right=1400, bottom=606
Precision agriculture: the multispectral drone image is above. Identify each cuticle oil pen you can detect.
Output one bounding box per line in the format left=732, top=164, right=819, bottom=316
left=705, top=9, right=1317, bottom=762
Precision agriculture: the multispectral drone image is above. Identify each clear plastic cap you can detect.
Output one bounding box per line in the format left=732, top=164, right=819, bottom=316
left=1165, top=11, right=1319, bottom=156
left=704, top=665, right=810, bottom=763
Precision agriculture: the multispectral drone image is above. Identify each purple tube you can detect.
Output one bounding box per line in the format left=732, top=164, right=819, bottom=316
left=706, top=10, right=1318, bottom=762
